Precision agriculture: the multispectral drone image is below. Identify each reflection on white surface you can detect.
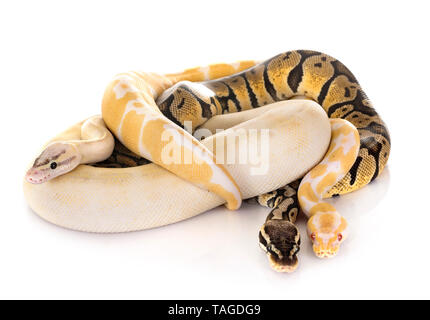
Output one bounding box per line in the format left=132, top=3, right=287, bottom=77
left=24, top=165, right=393, bottom=292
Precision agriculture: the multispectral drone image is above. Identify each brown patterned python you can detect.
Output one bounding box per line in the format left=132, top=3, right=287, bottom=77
left=24, top=50, right=390, bottom=272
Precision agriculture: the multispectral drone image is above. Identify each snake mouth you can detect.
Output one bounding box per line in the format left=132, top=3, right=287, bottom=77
left=314, top=250, right=338, bottom=259
left=313, top=245, right=339, bottom=259
left=268, top=255, right=298, bottom=273
left=25, top=169, right=50, bottom=184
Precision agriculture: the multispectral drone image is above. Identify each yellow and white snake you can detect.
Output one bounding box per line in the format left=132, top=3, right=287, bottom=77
left=23, top=50, right=390, bottom=272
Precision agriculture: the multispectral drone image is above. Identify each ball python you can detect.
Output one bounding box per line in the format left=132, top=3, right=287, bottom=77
left=24, top=50, right=390, bottom=272
left=24, top=101, right=330, bottom=233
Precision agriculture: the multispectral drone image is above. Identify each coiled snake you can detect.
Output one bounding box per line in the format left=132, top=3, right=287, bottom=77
left=24, top=50, right=390, bottom=272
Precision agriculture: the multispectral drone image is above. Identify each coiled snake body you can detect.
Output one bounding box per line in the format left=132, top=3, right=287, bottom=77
left=24, top=50, right=390, bottom=272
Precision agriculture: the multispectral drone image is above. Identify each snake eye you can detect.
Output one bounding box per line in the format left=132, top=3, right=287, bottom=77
left=50, top=162, right=57, bottom=170
left=310, top=233, right=316, bottom=241
left=338, top=233, right=343, bottom=242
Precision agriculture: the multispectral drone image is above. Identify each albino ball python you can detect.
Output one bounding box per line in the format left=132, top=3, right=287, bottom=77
left=24, top=50, right=390, bottom=272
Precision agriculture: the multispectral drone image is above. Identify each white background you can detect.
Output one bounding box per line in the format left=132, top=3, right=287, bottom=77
left=1, top=0, right=429, bottom=299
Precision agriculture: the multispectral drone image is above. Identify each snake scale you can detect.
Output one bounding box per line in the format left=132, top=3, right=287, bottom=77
left=24, top=50, right=390, bottom=272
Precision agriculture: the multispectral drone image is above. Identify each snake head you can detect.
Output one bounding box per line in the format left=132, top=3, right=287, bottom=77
left=259, top=220, right=301, bottom=273
left=25, top=142, right=81, bottom=184
left=307, top=212, right=348, bottom=258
